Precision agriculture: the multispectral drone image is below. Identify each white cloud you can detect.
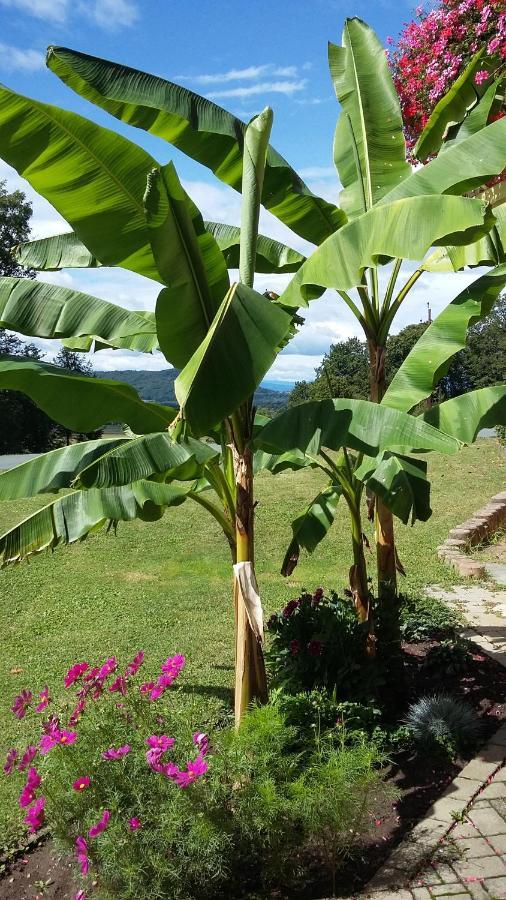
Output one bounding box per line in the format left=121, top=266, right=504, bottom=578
left=0, top=0, right=138, bottom=28
left=208, top=80, right=307, bottom=100
left=177, top=64, right=299, bottom=86
left=0, top=42, right=45, bottom=72
left=0, top=0, right=67, bottom=22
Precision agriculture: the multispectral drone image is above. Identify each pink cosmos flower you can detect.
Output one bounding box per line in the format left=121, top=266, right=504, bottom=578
left=161, top=654, right=185, bottom=681
left=139, top=681, right=155, bottom=695
left=164, top=761, right=181, bottom=780
left=75, top=892, right=86, bottom=900
left=35, top=686, right=50, bottom=713
left=75, top=835, right=89, bottom=875
left=474, top=69, right=489, bottom=84
left=128, top=817, right=142, bottom=831
left=192, top=732, right=209, bottom=756
left=73, top=776, right=91, bottom=792
left=108, top=676, right=127, bottom=696
left=39, top=728, right=77, bottom=755
left=175, top=755, right=208, bottom=788
left=88, top=809, right=110, bottom=838
left=19, top=768, right=41, bottom=808
left=17, top=745, right=37, bottom=774
left=146, top=748, right=165, bottom=773
left=69, top=698, right=86, bottom=726
left=64, top=662, right=89, bottom=689
left=145, top=735, right=175, bottom=752
left=101, top=744, right=130, bottom=760
left=125, top=650, right=145, bottom=677
left=11, top=689, right=32, bottom=720
left=3, top=748, right=17, bottom=775
left=98, top=657, right=117, bottom=679
left=24, top=796, right=45, bottom=833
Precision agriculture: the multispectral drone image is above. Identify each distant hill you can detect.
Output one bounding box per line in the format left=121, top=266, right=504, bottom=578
left=96, top=369, right=289, bottom=411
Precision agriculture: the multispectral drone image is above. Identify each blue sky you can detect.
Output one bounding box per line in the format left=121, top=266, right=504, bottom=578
left=0, top=0, right=479, bottom=381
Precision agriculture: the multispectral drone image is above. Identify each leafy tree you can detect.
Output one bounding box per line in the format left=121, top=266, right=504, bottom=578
left=0, top=180, right=35, bottom=279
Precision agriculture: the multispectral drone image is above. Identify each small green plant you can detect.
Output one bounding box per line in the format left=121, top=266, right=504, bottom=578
left=400, top=593, right=461, bottom=642
left=422, top=638, right=472, bottom=676
left=497, top=424, right=506, bottom=446
left=405, top=693, right=481, bottom=760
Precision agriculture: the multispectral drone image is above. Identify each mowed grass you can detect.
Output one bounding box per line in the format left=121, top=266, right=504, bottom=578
left=0, top=439, right=504, bottom=842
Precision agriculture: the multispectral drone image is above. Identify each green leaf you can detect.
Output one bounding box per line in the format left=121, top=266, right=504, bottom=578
left=329, top=18, right=410, bottom=218
left=76, top=433, right=219, bottom=488
left=279, top=195, right=493, bottom=307
left=46, top=46, right=346, bottom=245
left=442, top=78, right=503, bottom=151
left=0, top=357, right=176, bottom=434
left=423, top=386, right=506, bottom=443
left=414, top=50, right=492, bottom=161
left=206, top=222, right=306, bottom=274
left=15, top=231, right=101, bottom=270
left=0, top=276, right=158, bottom=352
left=382, top=118, right=506, bottom=203
left=0, top=84, right=165, bottom=282
left=175, top=282, right=293, bottom=436
left=424, top=202, right=506, bottom=273
left=383, top=265, right=506, bottom=413
left=355, top=452, right=431, bottom=525
left=253, top=448, right=317, bottom=475
left=255, top=398, right=460, bottom=457
left=281, top=484, right=341, bottom=576
left=0, top=437, right=128, bottom=500
left=0, top=480, right=192, bottom=567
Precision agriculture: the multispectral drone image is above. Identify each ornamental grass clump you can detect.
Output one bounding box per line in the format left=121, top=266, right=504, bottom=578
left=405, top=693, right=481, bottom=760
left=4, top=650, right=393, bottom=900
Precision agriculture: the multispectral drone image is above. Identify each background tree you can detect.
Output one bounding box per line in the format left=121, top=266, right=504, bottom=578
left=53, top=348, right=101, bottom=444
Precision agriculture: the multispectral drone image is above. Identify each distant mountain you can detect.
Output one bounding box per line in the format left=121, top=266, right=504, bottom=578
left=96, top=369, right=289, bottom=411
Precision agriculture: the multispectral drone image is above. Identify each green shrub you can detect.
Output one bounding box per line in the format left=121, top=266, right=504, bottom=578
left=404, top=693, right=481, bottom=761
left=422, top=638, right=472, bottom=677
left=399, top=593, right=461, bottom=642
left=496, top=424, right=506, bottom=446
left=6, top=651, right=393, bottom=900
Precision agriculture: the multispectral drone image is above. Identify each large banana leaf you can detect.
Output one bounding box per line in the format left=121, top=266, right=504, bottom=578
left=16, top=224, right=306, bottom=276
left=146, top=163, right=229, bottom=368
left=329, top=18, right=410, bottom=218
left=0, top=480, right=192, bottom=567
left=382, top=118, right=506, bottom=204
left=425, top=201, right=506, bottom=272
left=355, top=453, right=431, bottom=525
left=0, top=357, right=176, bottom=434
left=46, top=46, right=346, bottom=246
left=76, top=433, right=218, bottom=488
left=0, top=276, right=158, bottom=352
left=253, top=448, right=317, bottom=475
left=441, top=79, right=503, bottom=153
left=0, top=437, right=128, bottom=500
left=0, top=84, right=164, bottom=282
left=383, top=265, right=506, bottom=413
left=255, top=399, right=460, bottom=457
left=414, top=50, right=492, bottom=161
left=175, top=282, right=293, bottom=436
left=423, top=386, right=506, bottom=443
left=279, top=195, right=493, bottom=306
left=281, top=484, right=342, bottom=576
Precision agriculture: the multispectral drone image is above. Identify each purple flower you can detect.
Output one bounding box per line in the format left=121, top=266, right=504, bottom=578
left=88, top=809, right=110, bottom=839
left=140, top=681, right=155, bottom=696
left=39, top=729, right=77, bottom=755
left=73, top=776, right=91, bottom=792
left=125, top=650, right=145, bottom=677
left=24, top=796, right=45, bottom=833
left=128, top=816, right=142, bottom=831
left=145, top=735, right=175, bottom=752
left=64, top=662, right=89, bottom=689
left=108, top=675, right=127, bottom=696
left=282, top=599, right=299, bottom=619
left=98, top=656, right=117, bottom=679
left=474, top=69, right=490, bottom=84
left=69, top=699, right=86, bottom=726
left=11, top=689, right=32, bottom=720
left=3, top=748, right=17, bottom=776
left=307, top=640, right=324, bottom=657
left=35, top=686, right=50, bottom=713
left=101, top=744, right=130, bottom=761
left=312, top=587, right=324, bottom=604
left=75, top=891, right=86, bottom=900
left=175, top=755, right=208, bottom=788
left=146, top=748, right=165, bottom=773
left=75, top=835, right=89, bottom=875
left=161, top=654, right=185, bottom=681
left=18, top=745, right=37, bottom=773
left=19, top=767, right=41, bottom=808
left=192, top=732, right=209, bottom=756
left=289, top=640, right=300, bottom=656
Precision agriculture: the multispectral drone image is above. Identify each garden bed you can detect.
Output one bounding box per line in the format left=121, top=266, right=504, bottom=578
left=2, top=635, right=505, bottom=900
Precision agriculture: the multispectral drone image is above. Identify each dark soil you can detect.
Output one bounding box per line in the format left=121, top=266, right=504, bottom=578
left=1, top=639, right=505, bottom=900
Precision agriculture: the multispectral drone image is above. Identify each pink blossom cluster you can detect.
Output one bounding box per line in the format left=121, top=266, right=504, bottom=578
left=139, top=653, right=185, bottom=701
left=145, top=730, right=209, bottom=787
left=389, top=0, right=505, bottom=151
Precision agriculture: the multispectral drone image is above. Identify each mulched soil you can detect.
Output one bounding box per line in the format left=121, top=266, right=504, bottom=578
left=1, top=638, right=505, bottom=900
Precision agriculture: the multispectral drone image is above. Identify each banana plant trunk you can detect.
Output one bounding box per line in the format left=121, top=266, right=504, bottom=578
left=233, top=444, right=268, bottom=725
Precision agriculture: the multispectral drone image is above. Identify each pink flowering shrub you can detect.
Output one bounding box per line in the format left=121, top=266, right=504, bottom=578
left=389, top=0, right=505, bottom=152
left=4, top=650, right=392, bottom=900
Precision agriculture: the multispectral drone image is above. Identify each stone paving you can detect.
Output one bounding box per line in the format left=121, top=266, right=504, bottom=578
left=354, top=581, right=506, bottom=900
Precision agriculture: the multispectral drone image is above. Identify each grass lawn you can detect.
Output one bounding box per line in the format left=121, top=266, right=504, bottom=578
left=0, top=438, right=504, bottom=843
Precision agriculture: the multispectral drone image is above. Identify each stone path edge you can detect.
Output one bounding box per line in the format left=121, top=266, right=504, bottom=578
left=437, top=492, right=506, bottom=579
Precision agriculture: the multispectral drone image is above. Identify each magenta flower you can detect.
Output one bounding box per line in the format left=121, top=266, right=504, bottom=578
left=125, top=650, right=145, bottom=677
left=146, top=748, right=165, bottom=773
left=312, top=587, right=324, bottom=604
left=40, top=728, right=77, bottom=755
left=75, top=835, right=89, bottom=875
left=11, top=689, right=32, bottom=720
left=474, top=69, right=489, bottom=84
left=64, top=662, right=89, bottom=689
left=161, top=654, right=185, bottom=681
left=73, top=776, right=91, bottom=792
left=24, top=796, right=45, bottom=833
left=282, top=599, right=299, bottom=618
left=35, top=686, right=50, bottom=713
left=108, top=675, right=127, bottom=696
left=307, top=640, right=324, bottom=657
left=139, top=681, right=155, bottom=695
left=69, top=698, right=86, bottom=726
left=98, top=656, right=117, bottom=679
left=19, top=767, right=41, bottom=808
left=289, top=640, right=300, bottom=656
left=192, top=732, right=209, bottom=756
left=3, top=748, right=17, bottom=776
left=101, top=744, right=130, bottom=760
left=146, top=735, right=175, bottom=752
left=175, top=755, right=208, bottom=788
left=128, top=816, right=142, bottom=831
left=18, top=745, right=37, bottom=772
left=164, top=761, right=181, bottom=780
left=88, top=809, right=110, bottom=838
left=75, top=892, right=86, bottom=900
